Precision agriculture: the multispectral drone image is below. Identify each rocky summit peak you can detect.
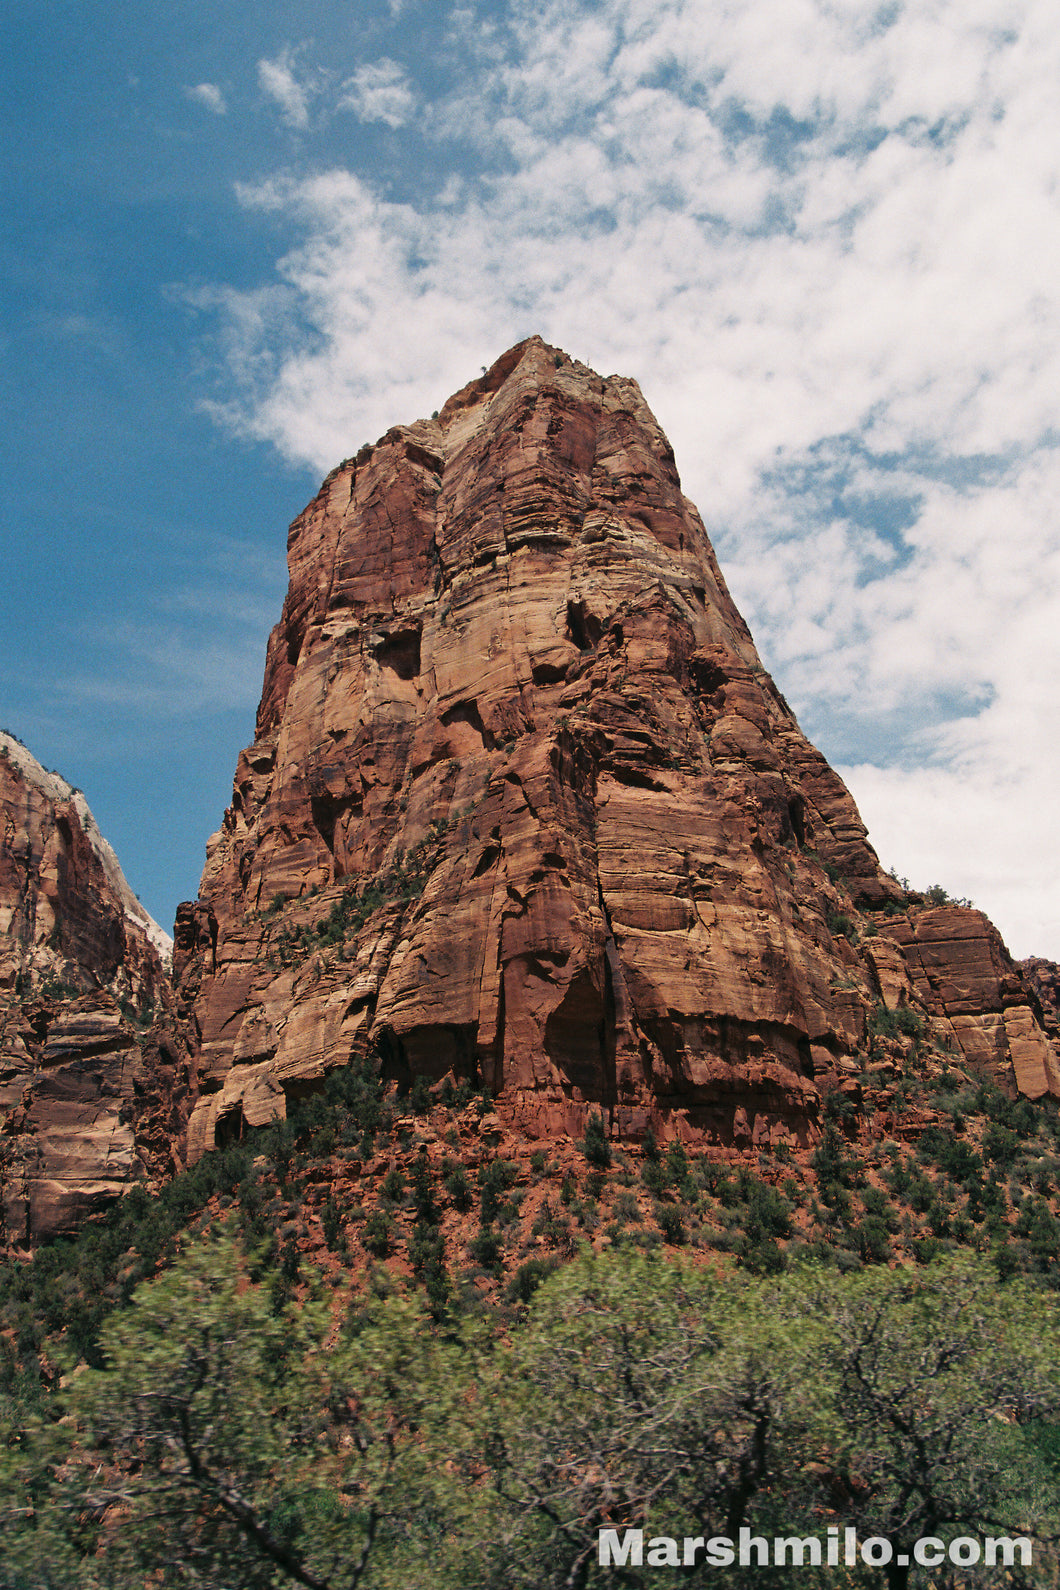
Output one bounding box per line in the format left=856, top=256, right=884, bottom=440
left=168, top=342, right=1057, bottom=1163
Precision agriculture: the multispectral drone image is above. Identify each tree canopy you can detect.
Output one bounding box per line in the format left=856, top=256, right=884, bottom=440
left=3, top=1237, right=1060, bottom=1589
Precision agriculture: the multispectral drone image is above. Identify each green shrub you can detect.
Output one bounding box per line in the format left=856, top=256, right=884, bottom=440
left=424, top=1264, right=450, bottom=1319
left=443, top=1161, right=473, bottom=1212
left=532, top=1200, right=574, bottom=1251
left=480, top=1159, right=518, bottom=1224
left=983, top=1123, right=1021, bottom=1166
left=411, top=1157, right=439, bottom=1224
left=633, top=1227, right=663, bottom=1250
left=506, top=1256, right=560, bottom=1305
left=654, top=1203, right=685, bottom=1245
left=907, top=1172, right=937, bottom=1214
left=810, top=1123, right=862, bottom=1210
left=927, top=1203, right=952, bottom=1238
left=641, top=1157, right=667, bottom=1195
left=582, top=1111, right=611, bottom=1168
left=469, top=1225, right=504, bottom=1271
left=362, top=1210, right=394, bottom=1257
left=737, top=1234, right=787, bottom=1274
left=439, top=1076, right=474, bottom=1109
left=916, top=1128, right=983, bottom=1182
left=848, top=1216, right=892, bottom=1264
left=321, top=1198, right=342, bottom=1251
left=860, top=1187, right=898, bottom=1228
left=992, top=1238, right=1021, bottom=1281
left=741, top=1176, right=793, bottom=1241
left=409, top=1075, right=431, bottom=1115
left=408, top=1224, right=445, bottom=1278
left=664, top=1141, right=694, bottom=1198
left=869, top=1002, right=926, bottom=1044
left=279, top=1235, right=301, bottom=1284
left=1015, top=1198, right=1060, bottom=1283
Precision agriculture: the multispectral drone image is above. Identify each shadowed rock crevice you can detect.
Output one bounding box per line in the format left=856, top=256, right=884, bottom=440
left=372, top=623, right=422, bottom=681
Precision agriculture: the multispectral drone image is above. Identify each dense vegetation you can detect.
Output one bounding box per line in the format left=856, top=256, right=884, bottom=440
left=6, top=1023, right=1060, bottom=1586
left=3, top=1238, right=1059, bottom=1588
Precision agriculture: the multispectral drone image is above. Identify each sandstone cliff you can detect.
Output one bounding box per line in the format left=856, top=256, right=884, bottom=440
left=0, top=731, right=170, bottom=1003
left=0, top=994, right=192, bottom=1246
left=0, top=735, right=180, bottom=1244
left=176, top=337, right=1059, bottom=1161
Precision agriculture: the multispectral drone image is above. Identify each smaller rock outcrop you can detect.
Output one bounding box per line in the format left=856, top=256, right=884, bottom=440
left=875, top=908, right=1060, bottom=1099
left=1021, top=956, right=1060, bottom=1043
left=0, top=994, right=137, bottom=1242
left=0, top=732, right=170, bottom=1005
left=0, top=734, right=186, bottom=1247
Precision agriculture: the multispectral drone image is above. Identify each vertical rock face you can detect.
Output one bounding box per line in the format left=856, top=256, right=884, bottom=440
left=0, top=735, right=178, bottom=1244
left=0, top=732, right=170, bottom=1005
left=1021, top=957, right=1060, bottom=1042
left=178, top=337, right=1057, bottom=1156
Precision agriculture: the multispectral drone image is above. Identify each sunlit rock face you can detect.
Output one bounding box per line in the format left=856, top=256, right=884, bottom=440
left=876, top=912, right=1060, bottom=1100
left=0, top=735, right=178, bottom=1244
left=0, top=732, right=170, bottom=1006
left=0, top=995, right=191, bottom=1246
left=177, top=337, right=1054, bottom=1158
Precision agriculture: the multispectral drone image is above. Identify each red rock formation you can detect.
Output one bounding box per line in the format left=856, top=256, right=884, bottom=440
left=0, top=735, right=181, bottom=1244
left=0, top=996, right=136, bottom=1242
left=874, top=909, right=1060, bottom=1099
left=0, top=732, right=170, bottom=1005
left=1021, top=956, right=1060, bottom=1041
left=179, top=337, right=922, bottom=1158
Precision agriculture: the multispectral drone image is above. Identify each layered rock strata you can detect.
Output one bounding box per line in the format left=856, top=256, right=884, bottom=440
left=0, top=736, right=179, bottom=1243
left=872, top=910, right=1060, bottom=1099
left=177, top=337, right=1057, bottom=1156
left=0, top=732, right=170, bottom=1005
left=1021, top=957, right=1060, bottom=1043
left=0, top=994, right=192, bottom=1244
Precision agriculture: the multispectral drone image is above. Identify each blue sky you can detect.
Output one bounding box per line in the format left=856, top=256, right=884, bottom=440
left=4, top=0, right=1059, bottom=959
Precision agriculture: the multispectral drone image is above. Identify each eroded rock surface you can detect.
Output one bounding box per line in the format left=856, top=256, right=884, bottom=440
left=0, top=733, right=170, bottom=1005
left=1022, top=957, right=1060, bottom=1042
left=177, top=337, right=1058, bottom=1156
left=0, top=737, right=182, bottom=1244
left=875, top=909, right=1060, bottom=1099
left=0, top=992, right=195, bottom=1245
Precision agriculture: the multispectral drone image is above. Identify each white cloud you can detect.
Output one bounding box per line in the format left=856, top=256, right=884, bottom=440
left=339, top=58, right=417, bottom=127
left=843, top=760, right=1060, bottom=962
left=198, top=0, right=1060, bottom=956
left=187, top=82, right=227, bottom=115
left=258, top=48, right=314, bottom=129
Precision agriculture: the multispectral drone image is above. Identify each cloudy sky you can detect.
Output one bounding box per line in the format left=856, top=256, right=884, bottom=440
left=4, top=0, right=1058, bottom=958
